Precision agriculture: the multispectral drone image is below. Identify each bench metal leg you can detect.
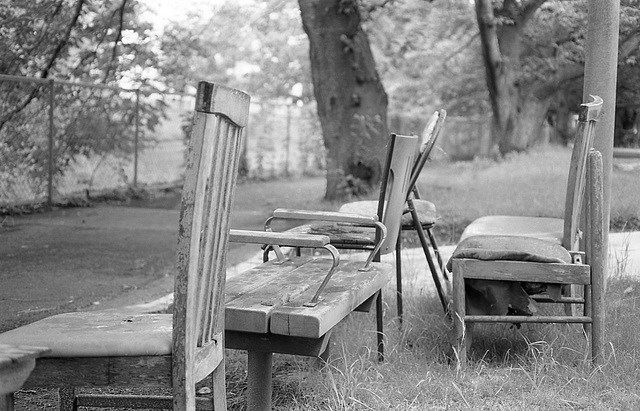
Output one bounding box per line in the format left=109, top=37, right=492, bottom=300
left=0, top=393, right=14, bottom=411
left=395, top=238, right=404, bottom=326
left=247, top=351, right=272, bottom=411
left=376, top=291, right=384, bottom=362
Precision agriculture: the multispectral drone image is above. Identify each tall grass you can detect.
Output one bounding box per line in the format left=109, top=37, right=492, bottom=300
left=224, top=145, right=640, bottom=410
left=418, top=144, right=640, bottom=244
left=224, top=257, right=640, bottom=410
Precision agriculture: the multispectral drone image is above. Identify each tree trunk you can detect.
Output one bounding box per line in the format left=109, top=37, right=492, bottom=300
left=476, top=0, right=553, bottom=155
left=298, top=0, right=388, bottom=200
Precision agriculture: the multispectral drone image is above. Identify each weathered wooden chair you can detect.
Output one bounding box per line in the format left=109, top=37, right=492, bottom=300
left=339, top=110, right=450, bottom=317
left=224, top=134, right=415, bottom=410
left=448, top=96, right=606, bottom=365
left=0, top=81, right=251, bottom=410
left=0, top=344, right=50, bottom=411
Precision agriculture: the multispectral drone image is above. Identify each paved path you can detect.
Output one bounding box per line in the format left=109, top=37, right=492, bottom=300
left=2, top=205, right=639, bottom=328
left=140, top=231, right=640, bottom=312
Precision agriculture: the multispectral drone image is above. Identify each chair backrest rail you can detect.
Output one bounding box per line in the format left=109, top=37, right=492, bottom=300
left=172, top=82, right=250, bottom=397
left=562, top=95, right=603, bottom=250
left=407, top=110, right=447, bottom=201
left=377, top=133, right=419, bottom=255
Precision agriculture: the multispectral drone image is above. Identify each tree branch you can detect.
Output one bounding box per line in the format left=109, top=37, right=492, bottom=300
left=42, top=0, right=86, bottom=79
left=103, top=0, right=128, bottom=82
left=519, top=0, right=547, bottom=24
left=0, top=0, right=85, bottom=133
left=442, top=32, right=480, bottom=71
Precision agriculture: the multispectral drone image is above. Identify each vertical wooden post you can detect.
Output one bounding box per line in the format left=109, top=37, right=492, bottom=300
left=47, top=79, right=55, bottom=208
left=588, top=151, right=606, bottom=364
left=133, top=89, right=140, bottom=188
left=583, top=0, right=620, bottom=277
left=451, top=260, right=467, bottom=366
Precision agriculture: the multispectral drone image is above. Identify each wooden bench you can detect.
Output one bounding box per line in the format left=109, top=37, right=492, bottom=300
left=225, top=231, right=393, bottom=410
left=221, top=134, right=422, bottom=410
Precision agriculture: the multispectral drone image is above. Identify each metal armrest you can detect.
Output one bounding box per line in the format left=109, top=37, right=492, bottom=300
left=229, top=229, right=340, bottom=306
left=265, top=208, right=387, bottom=271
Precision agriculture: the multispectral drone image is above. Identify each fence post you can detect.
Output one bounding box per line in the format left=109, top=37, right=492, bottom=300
left=285, top=103, right=291, bottom=177
left=47, top=78, right=55, bottom=207
left=134, top=88, right=140, bottom=187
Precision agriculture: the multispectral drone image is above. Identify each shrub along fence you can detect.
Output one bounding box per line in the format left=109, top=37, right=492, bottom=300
left=0, top=75, right=325, bottom=209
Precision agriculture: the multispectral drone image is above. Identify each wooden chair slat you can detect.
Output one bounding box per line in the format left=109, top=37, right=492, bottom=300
left=452, top=259, right=591, bottom=284
left=269, top=261, right=393, bottom=338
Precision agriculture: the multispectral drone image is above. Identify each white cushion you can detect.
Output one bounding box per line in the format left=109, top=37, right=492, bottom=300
left=0, top=311, right=172, bottom=357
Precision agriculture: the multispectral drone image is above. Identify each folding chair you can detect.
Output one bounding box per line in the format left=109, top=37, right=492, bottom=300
left=448, top=96, right=606, bottom=365
left=340, top=110, right=450, bottom=318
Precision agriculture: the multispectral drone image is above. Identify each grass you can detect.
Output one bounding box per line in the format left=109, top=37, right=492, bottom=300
left=220, top=144, right=640, bottom=410
left=12, top=144, right=640, bottom=409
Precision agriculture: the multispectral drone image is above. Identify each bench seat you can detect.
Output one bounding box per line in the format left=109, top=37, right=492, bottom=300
left=225, top=258, right=393, bottom=339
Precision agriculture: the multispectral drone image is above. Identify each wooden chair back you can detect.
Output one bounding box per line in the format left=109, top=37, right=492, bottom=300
left=375, top=133, right=419, bottom=255
left=562, top=95, right=603, bottom=251
left=407, top=109, right=447, bottom=200
left=172, top=82, right=250, bottom=404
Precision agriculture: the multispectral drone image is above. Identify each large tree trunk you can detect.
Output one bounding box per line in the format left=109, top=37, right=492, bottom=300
left=475, top=0, right=550, bottom=155
left=299, top=0, right=388, bottom=200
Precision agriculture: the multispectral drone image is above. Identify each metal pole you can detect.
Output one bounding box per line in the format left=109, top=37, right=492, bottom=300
left=583, top=0, right=620, bottom=278
left=134, top=89, right=140, bottom=187
left=285, top=103, right=291, bottom=177
left=47, top=78, right=55, bottom=207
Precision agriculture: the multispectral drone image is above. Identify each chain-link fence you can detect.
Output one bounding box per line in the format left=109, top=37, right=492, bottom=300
left=0, top=75, right=326, bottom=208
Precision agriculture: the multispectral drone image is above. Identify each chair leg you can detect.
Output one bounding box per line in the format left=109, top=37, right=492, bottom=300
left=58, top=387, right=77, bottom=411
left=395, top=238, right=404, bottom=326
left=0, top=393, right=14, bottom=411
left=376, top=291, right=385, bottom=362
left=426, top=227, right=449, bottom=282
left=451, top=265, right=467, bottom=366
left=211, top=362, right=227, bottom=411
left=409, top=210, right=448, bottom=312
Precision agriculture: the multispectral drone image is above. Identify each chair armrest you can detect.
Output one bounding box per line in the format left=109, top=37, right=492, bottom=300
left=229, top=229, right=330, bottom=248
left=271, top=208, right=378, bottom=225
left=229, top=229, right=340, bottom=306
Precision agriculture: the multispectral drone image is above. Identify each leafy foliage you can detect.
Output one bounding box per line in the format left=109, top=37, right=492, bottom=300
left=158, top=0, right=313, bottom=102
left=0, top=0, right=165, bottom=196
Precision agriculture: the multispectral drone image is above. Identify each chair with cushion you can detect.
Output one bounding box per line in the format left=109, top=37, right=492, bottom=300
left=340, top=110, right=449, bottom=317
left=448, top=96, right=606, bottom=365
left=268, top=111, right=449, bottom=328
left=0, top=81, right=251, bottom=410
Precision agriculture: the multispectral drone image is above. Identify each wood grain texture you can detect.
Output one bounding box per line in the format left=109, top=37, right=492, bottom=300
left=225, top=259, right=393, bottom=338
left=272, top=208, right=379, bottom=224
left=269, top=261, right=393, bottom=338
left=229, top=229, right=330, bottom=248
left=452, top=258, right=591, bottom=284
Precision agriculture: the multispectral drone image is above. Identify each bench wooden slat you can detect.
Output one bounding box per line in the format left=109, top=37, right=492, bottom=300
left=273, top=208, right=379, bottom=225
left=226, top=256, right=316, bottom=298
left=229, top=229, right=330, bottom=248
left=269, top=261, right=393, bottom=339
left=225, top=257, right=328, bottom=333
left=453, top=258, right=591, bottom=284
